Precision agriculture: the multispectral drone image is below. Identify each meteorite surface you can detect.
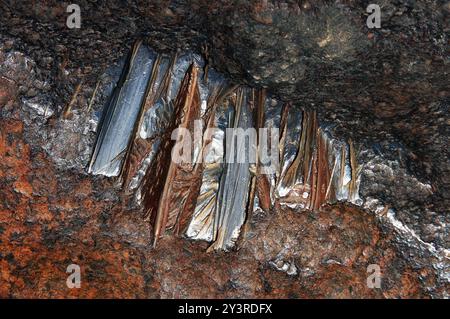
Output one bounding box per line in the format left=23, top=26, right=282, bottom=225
left=0, top=0, right=448, bottom=298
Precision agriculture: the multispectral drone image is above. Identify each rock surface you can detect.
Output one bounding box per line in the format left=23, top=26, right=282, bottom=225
left=0, top=0, right=448, bottom=298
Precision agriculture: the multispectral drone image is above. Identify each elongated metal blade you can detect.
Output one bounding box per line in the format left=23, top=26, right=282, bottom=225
left=209, top=88, right=254, bottom=251
left=158, top=63, right=202, bottom=235
left=88, top=41, right=156, bottom=176
left=185, top=103, right=231, bottom=241
left=252, top=92, right=283, bottom=214
left=121, top=54, right=176, bottom=192
left=276, top=108, right=361, bottom=210
left=140, top=63, right=200, bottom=246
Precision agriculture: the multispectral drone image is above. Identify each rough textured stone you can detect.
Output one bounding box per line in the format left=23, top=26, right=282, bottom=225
left=0, top=0, right=448, bottom=298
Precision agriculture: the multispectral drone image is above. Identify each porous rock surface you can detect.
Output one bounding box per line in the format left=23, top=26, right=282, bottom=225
left=0, top=0, right=448, bottom=298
